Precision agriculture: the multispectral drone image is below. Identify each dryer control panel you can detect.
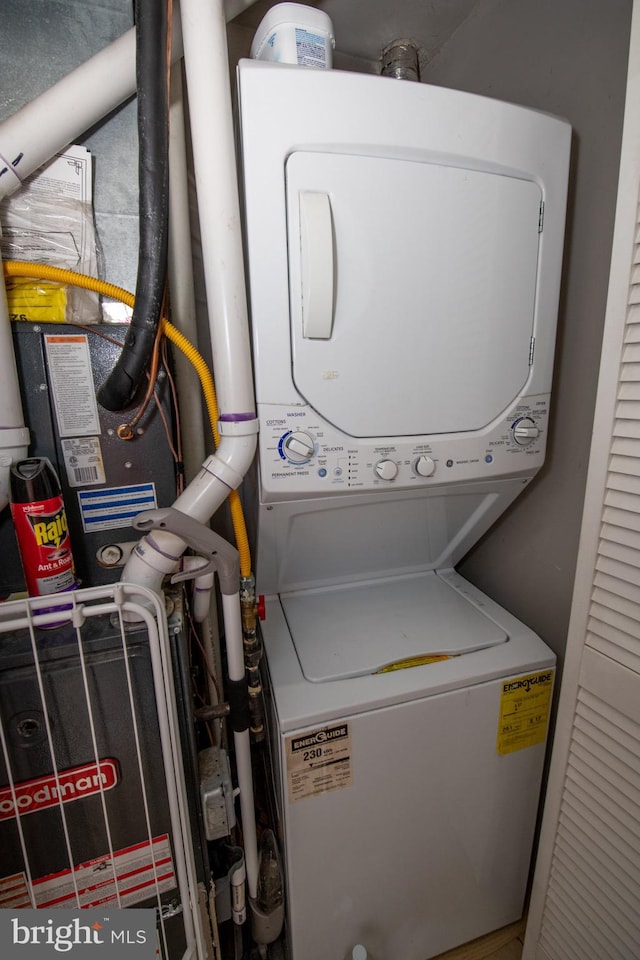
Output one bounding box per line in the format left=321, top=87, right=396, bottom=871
left=258, top=394, right=549, bottom=501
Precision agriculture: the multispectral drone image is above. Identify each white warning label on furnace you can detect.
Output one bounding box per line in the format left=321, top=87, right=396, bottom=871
left=286, top=723, right=352, bottom=802
left=45, top=334, right=100, bottom=437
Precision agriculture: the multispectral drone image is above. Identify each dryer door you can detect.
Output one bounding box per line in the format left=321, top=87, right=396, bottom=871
left=286, top=151, right=542, bottom=438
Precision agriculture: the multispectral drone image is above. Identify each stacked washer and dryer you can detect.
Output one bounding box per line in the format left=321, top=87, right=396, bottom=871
left=237, top=59, right=570, bottom=960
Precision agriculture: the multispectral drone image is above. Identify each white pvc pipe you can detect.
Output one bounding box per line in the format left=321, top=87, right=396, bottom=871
left=168, top=67, right=207, bottom=484
left=0, top=250, right=27, bottom=428
left=122, top=434, right=256, bottom=596
left=179, top=0, right=256, bottom=419
left=234, top=728, right=259, bottom=900
left=223, top=592, right=259, bottom=901
left=0, top=244, right=31, bottom=509
left=222, top=592, right=247, bottom=681
left=0, top=29, right=138, bottom=201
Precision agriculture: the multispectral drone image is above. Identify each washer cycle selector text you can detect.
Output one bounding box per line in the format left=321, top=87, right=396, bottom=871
left=281, top=430, right=315, bottom=463
left=375, top=459, right=399, bottom=481
left=511, top=417, right=540, bottom=446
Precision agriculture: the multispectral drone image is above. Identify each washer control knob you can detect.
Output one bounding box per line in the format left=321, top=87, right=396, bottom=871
left=512, top=417, right=539, bottom=446
left=375, top=459, right=399, bottom=481
left=414, top=455, right=436, bottom=477
left=282, top=431, right=315, bottom=463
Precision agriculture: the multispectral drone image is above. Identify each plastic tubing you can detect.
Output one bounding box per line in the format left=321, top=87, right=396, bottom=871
left=2, top=260, right=252, bottom=578
left=97, top=0, right=170, bottom=412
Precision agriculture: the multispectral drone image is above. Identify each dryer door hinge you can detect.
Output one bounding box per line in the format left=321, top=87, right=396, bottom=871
left=529, top=336, right=536, bottom=365
left=538, top=200, right=545, bottom=233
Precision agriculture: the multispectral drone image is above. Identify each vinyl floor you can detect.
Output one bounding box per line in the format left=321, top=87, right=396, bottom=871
left=431, top=919, right=526, bottom=960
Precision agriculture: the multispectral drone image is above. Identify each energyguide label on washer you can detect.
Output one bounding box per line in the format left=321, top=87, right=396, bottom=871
left=497, top=669, right=554, bottom=755
left=286, top=723, right=352, bottom=802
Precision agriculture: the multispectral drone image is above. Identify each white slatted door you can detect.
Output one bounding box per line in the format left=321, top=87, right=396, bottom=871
left=524, top=6, right=640, bottom=958
left=537, top=652, right=640, bottom=959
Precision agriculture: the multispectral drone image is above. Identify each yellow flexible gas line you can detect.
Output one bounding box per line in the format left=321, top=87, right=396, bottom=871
left=2, top=260, right=252, bottom=577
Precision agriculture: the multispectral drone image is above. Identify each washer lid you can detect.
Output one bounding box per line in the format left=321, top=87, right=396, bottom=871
left=280, top=572, right=507, bottom=682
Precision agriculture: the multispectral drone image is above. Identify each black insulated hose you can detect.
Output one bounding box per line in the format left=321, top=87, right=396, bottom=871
left=97, top=0, right=169, bottom=411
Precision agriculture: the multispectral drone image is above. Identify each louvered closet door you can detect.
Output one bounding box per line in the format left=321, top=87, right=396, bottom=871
left=524, top=9, right=640, bottom=958
left=534, top=650, right=640, bottom=960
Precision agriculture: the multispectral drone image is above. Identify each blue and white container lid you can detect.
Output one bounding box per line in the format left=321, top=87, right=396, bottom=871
left=250, top=3, right=335, bottom=70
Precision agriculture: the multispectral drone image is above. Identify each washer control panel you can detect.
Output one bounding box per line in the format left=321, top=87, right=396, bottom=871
left=259, top=394, right=550, bottom=501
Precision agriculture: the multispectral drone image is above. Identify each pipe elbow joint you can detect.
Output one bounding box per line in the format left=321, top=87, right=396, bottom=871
left=208, top=419, right=259, bottom=490
left=120, top=528, right=186, bottom=605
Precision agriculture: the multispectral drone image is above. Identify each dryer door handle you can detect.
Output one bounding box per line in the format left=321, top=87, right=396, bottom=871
left=299, top=191, right=335, bottom=339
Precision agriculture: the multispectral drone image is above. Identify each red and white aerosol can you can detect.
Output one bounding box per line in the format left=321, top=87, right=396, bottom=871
left=9, top=458, right=77, bottom=598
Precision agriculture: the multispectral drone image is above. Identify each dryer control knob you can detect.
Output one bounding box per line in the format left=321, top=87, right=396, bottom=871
left=414, top=455, right=436, bottom=477
left=512, top=417, right=539, bottom=446
left=375, top=458, right=399, bottom=481
left=282, top=430, right=315, bottom=463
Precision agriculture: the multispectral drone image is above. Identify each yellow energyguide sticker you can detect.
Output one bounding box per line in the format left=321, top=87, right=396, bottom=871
left=497, top=669, right=554, bottom=755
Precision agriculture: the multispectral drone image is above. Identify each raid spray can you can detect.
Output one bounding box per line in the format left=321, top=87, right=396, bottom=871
left=9, top=458, right=77, bottom=600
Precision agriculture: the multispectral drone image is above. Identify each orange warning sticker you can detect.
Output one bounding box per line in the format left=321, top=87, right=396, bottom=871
left=497, top=669, right=554, bottom=755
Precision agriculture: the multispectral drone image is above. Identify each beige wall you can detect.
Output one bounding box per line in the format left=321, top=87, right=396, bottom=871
left=419, top=0, right=633, bottom=662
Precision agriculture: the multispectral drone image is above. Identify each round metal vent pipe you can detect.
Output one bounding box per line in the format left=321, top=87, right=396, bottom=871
left=381, top=39, right=420, bottom=82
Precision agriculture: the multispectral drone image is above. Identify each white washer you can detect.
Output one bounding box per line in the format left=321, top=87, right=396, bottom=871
left=237, top=60, right=570, bottom=959
left=262, top=572, right=554, bottom=960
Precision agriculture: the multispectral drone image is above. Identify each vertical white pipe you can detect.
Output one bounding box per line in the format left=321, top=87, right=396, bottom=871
left=168, top=67, right=207, bottom=483
left=0, top=254, right=27, bottom=429
left=0, top=245, right=30, bottom=509
left=179, top=0, right=256, bottom=419
left=234, top=729, right=259, bottom=900
left=222, top=592, right=259, bottom=901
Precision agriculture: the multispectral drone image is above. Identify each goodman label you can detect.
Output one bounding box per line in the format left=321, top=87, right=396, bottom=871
left=286, top=723, right=352, bottom=802
left=0, top=761, right=118, bottom=822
